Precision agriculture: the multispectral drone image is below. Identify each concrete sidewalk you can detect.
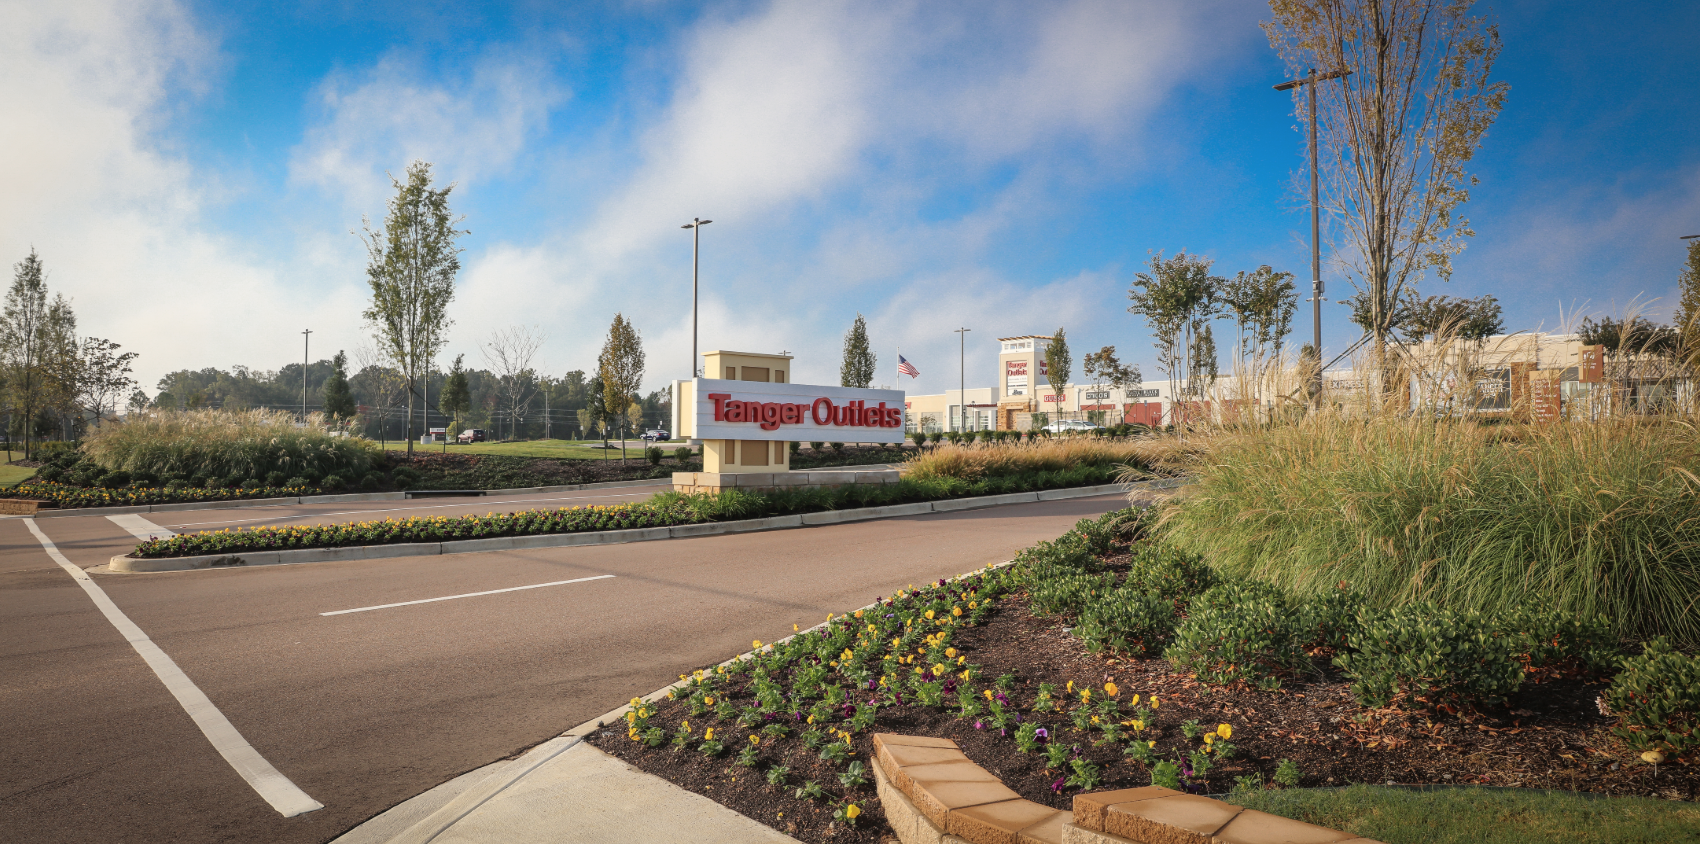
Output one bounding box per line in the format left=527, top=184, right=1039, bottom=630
left=334, top=733, right=799, bottom=844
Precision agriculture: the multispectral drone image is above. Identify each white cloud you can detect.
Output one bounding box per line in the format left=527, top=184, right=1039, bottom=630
left=289, top=49, right=567, bottom=211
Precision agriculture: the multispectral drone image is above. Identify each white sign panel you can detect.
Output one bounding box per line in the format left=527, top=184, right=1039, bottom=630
left=691, top=379, right=908, bottom=444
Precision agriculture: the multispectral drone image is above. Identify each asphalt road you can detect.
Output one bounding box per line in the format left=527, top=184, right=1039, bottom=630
left=0, top=493, right=1125, bottom=844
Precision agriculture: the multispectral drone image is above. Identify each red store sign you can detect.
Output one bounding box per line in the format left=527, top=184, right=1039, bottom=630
left=707, top=393, right=903, bottom=431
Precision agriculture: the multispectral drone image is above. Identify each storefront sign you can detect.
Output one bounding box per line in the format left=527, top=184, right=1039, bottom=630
left=1530, top=371, right=1562, bottom=422
left=1083, top=391, right=1111, bottom=400
left=1043, top=394, right=1064, bottom=404
left=692, top=379, right=906, bottom=443
left=1005, top=361, right=1027, bottom=376
left=1127, top=388, right=1159, bottom=398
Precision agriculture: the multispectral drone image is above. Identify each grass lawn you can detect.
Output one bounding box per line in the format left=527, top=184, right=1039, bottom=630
left=1223, top=785, right=1700, bottom=844
left=0, top=462, right=37, bottom=488
left=394, top=439, right=680, bottom=461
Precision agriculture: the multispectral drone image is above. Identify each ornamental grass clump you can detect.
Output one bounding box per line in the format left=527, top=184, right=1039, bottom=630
left=83, top=408, right=379, bottom=483
left=1157, top=414, right=1700, bottom=648
left=902, top=436, right=1178, bottom=482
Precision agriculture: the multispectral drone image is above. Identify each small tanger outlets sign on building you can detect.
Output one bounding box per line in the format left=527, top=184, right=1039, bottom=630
left=692, top=379, right=907, bottom=444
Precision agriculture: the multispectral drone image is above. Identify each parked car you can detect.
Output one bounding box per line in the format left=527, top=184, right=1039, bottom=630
left=457, top=428, right=487, bottom=443
left=641, top=428, right=671, bottom=441
left=1041, top=419, right=1102, bottom=434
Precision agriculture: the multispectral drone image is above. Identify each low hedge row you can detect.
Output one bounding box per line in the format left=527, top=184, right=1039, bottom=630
left=1020, top=510, right=1700, bottom=755
left=14, top=480, right=321, bottom=509
left=130, top=466, right=1131, bottom=558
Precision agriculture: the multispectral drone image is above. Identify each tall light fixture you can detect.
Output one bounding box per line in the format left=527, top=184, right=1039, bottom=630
left=681, top=218, right=713, bottom=377
left=301, top=329, right=312, bottom=423
left=954, top=327, right=971, bottom=432
left=1275, top=67, right=1351, bottom=406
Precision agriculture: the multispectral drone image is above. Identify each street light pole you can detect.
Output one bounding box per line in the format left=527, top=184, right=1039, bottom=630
left=954, top=327, right=971, bottom=432
left=681, top=218, right=713, bottom=377
left=1275, top=67, right=1351, bottom=407
left=301, top=329, right=312, bottom=423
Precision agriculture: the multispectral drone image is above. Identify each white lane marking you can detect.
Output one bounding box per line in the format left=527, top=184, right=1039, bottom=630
left=161, top=488, right=662, bottom=530
left=320, top=574, right=616, bottom=617
left=107, top=513, right=177, bottom=541
left=24, top=519, right=323, bottom=817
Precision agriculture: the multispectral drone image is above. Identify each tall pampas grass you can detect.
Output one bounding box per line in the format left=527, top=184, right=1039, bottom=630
left=901, top=435, right=1186, bottom=481
left=84, top=409, right=381, bottom=482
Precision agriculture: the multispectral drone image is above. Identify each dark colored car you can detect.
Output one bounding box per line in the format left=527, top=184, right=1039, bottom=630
left=457, top=429, right=487, bottom=443
left=641, top=428, right=671, bottom=441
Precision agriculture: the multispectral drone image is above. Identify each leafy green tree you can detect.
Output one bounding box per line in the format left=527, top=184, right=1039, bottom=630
left=359, top=160, right=466, bottom=456
left=1044, top=327, right=1072, bottom=419
left=77, top=337, right=138, bottom=429
left=840, top=313, right=877, bottom=388
left=1676, top=240, right=1700, bottom=355
left=1401, top=294, right=1503, bottom=342
left=438, top=354, right=471, bottom=437
left=1266, top=0, right=1507, bottom=389
left=2, top=251, right=51, bottom=458
left=1128, top=251, right=1221, bottom=401
left=322, top=351, right=357, bottom=423
left=598, top=314, right=645, bottom=464
left=1221, top=266, right=1297, bottom=401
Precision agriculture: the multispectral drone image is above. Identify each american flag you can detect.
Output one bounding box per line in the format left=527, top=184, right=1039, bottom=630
left=897, top=354, right=920, bottom=378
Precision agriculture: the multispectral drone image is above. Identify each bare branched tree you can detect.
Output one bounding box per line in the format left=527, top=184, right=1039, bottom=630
left=482, top=325, right=545, bottom=441
left=354, top=342, right=407, bottom=449
left=1265, top=0, right=1508, bottom=389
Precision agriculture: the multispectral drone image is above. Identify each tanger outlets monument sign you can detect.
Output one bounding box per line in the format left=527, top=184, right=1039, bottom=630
left=672, top=350, right=905, bottom=493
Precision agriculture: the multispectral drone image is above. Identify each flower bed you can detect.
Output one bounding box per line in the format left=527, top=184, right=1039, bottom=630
left=15, top=480, right=320, bottom=510
left=586, top=510, right=1700, bottom=844
left=127, top=467, right=1137, bottom=558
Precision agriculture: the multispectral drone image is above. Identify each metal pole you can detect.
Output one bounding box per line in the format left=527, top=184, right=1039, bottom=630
left=301, top=329, right=312, bottom=422
left=1308, top=69, right=1323, bottom=407
left=954, top=327, right=970, bottom=431
left=692, top=223, right=699, bottom=376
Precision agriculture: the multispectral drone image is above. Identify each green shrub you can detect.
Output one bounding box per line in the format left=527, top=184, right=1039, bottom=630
left=1501, top=607, right=1617, bottom=678
left=1123, top=542, right=1217, bottom=607
left=829, top=442, right=845, bottom=454
left=810, top=441, right=824, bottom=451
left=673, top=446, right=693, bottom=463
left=98, top=470, right=131, bottom=489
left=359, top=474, right=381, bottom=491
left=1167, top=581, right=1308, bottom=687
left=645, top=446, right=664, bottom=466
left=265, top=471, right=287, bottom=487
left=322, top=474, right=345, bottom=490
left=1077, top=588, right=1177, bottom=657
left=1604, top=638, right=1700, bottom=754
left=1334, top=602, right=1525, bottom=709
left=911, top=432, right=927, bottom=447
left=284, top=477, right=310, bottom=488
left=1298, top=585, right=1367, bottom=650
left=928, top=432, right=943, bottom=444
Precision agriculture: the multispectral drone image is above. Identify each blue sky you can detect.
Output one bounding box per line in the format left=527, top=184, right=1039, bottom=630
left=2, top=0, right=1696, bottom=396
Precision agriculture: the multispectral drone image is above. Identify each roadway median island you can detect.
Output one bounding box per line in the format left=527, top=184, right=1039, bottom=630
left=108, top=472, right=1185, bottom=572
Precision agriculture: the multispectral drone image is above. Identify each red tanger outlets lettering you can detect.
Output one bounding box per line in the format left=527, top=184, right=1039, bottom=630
left=707, top=393, right=902, bottom=432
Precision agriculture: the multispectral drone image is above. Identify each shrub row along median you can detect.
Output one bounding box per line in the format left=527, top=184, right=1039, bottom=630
left=129, top=465, right=1147, bottom=558
left=16, top=480, right=322, bottom=510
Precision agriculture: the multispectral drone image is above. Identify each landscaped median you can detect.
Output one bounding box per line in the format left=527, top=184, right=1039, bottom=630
left=108, top=474, right=1176, bottom=572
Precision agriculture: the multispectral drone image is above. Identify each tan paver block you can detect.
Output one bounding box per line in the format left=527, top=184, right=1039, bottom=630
left=947, top=798, right=1061, bottom=844
left=1103, top=794, right=1242, bottom=844
left=1060, top=822, right=1141, bottom=844
left=1016, top=809, right=1070, bottom=844
left=874, top=733, right=961, bottom=750
left=877, top=762, right=943, bottom=844
left=896, top=760, right=1002, bottom=794
left=879, top=743, right=971, bottom=784
left=1210, top=808, right=1356, bottom=844
left=1072, top=787, right=1179, bottom=832
left=911, top=780, right=1023, bottom=830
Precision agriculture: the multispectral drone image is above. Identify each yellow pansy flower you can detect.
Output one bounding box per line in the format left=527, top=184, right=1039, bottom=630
left=1217, top=724, right=1232, bottom=739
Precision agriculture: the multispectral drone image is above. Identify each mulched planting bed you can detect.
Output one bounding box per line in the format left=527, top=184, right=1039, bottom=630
left=394, top=452, right=689, bottom=488
left=589, top=517, right=1696, bottom=844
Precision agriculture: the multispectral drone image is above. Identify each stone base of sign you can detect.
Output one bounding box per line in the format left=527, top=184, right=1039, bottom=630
left=671, top=469, right=900, bottom=495
left=0, top=498, right=47, bottom=515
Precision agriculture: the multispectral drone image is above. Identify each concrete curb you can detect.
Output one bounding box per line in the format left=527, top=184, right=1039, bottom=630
left=108, top=478, right=1182, bottom=573
left=35, top=477, right=673, bottom=519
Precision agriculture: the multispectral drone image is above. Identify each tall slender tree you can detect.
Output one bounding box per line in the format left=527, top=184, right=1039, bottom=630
left=321, top=351, right=357, bottom=423
left=2, top=251, right=50, bottom=457
left=359, top=160, right=466, bottom=456
left=438, top=354, right=471, bottom=440
left=840, top=313, right=877, bottom=388
left=77, top=337, right=138, bottom=429
left=1265, top=0, right=1508, bottom=390
left=1675, top=240, right=1700, bottom=359
left=1128, top=251, right=1221, bottom=404
left=598, top=314, right=645, bottom=464
left=1044, top=327, right=1072, bottom=423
